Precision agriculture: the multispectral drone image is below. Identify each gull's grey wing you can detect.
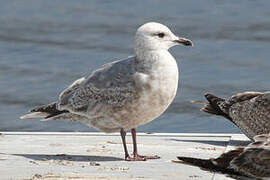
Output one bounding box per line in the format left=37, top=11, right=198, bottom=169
left=229, top=92, right=270, bottom=139
left=58, top=56, right=139, bottom=116
left=20, top=77, right=87, bottom=120
left=57, top=77, right=86, bottom=107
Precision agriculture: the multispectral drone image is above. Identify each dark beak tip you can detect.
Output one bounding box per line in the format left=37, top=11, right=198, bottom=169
left=174, top=39, right=193, bottom=47
left=184, top=41, right=193, bottom=46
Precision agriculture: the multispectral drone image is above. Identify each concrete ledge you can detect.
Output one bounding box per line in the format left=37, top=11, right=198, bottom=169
left=0, top=132, right=250, bottom=180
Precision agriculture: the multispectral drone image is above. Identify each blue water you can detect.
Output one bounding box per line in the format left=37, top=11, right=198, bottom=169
left=0, top=0, right=269, bottom=133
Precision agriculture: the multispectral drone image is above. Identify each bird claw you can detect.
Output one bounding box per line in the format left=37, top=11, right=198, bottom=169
left=125, top=155, right=146, bottom=161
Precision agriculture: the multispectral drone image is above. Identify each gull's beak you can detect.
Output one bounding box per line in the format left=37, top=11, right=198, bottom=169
left=173, top=37, right=193, bottom=46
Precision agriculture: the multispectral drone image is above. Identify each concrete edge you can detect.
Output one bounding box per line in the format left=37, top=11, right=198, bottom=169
left=0, top=132, right=241, bottom=137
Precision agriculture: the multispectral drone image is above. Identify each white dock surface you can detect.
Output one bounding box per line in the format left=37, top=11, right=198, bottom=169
left=0, top=132, right=250, bottom=180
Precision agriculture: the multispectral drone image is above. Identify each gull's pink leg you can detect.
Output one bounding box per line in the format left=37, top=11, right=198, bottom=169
left=120, top=128, right=132, bottom=161
left=131, top=128, right=160, bottom=160
left=120, top=128, right=146, bottom=161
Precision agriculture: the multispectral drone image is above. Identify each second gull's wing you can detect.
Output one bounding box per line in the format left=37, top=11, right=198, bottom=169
left=229, top=92, right=270, bottom=139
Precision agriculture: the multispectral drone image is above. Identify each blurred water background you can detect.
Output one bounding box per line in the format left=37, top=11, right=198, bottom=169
left=0, top=0, right=269, bottom=133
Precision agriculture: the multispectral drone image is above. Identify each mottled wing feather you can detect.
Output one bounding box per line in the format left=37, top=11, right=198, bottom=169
left=211, top=148, right=244, bottom=168
left=58, top=77, right=86, bottom=107
left=58, top=56, right=138, bottom=116
left=228, top=92, right=264, bottom=104
left=253, top=133, right=270, bottom=142
left=230, top=148, right=270, bottom=178
left=229, top=93, right=270, bottom=139
left=219, top=91, right=263, bottom=115
left=176, top=134, right=270, bottom=178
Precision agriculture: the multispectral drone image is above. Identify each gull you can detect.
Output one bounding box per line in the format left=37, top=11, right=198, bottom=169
left=175, top=133, right=270, bottom=179
left=20, top=22, right=193, bottom=161
left=199, top=92, right=270, bottom=140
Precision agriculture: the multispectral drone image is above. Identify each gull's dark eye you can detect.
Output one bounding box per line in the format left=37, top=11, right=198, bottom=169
left=157, top=32, right=165, bottom=38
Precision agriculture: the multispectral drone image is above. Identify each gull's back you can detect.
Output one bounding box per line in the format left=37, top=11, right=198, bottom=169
left=57, top=56, right=140, bottom=132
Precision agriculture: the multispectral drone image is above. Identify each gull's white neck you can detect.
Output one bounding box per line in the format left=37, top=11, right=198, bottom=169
left=135, top=49, right=178, bottom=73
left=134, top=48, right=179, bottom=108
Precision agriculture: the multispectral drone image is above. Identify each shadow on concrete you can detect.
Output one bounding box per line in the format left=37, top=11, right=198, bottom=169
left=168, top=139, right=251, bottom=147
left=228, top=140, right=251, bottom=146
left=168, top=138, right=228, bottom=146
left=10, top=153, right=123, bottom=162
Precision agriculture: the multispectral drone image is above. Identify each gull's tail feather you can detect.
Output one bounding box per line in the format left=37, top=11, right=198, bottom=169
left=190, top=95, right=228, bottom=116
left=177, top=148, right=244, bottom=176
left=177, top=156, right=213, bottom=169
left=202, top=93, right=232, bottom=121
left=20, top=102, right=69, bottom=120
left=20, top=112, right=49, bottom=119
left=176, top=156, right=234, bottom=174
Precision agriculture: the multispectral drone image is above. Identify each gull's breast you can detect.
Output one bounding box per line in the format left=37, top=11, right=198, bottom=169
left=114, top=53, right=179, bottom=130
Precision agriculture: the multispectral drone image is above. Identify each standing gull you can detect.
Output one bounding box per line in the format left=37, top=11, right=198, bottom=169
left=200, top=92, right=270, bottom=140
left=21, top=22, right=193, bottom=161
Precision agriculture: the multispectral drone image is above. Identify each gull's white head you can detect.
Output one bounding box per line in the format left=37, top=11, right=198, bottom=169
left=135, top=22, right=192, bottom=52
